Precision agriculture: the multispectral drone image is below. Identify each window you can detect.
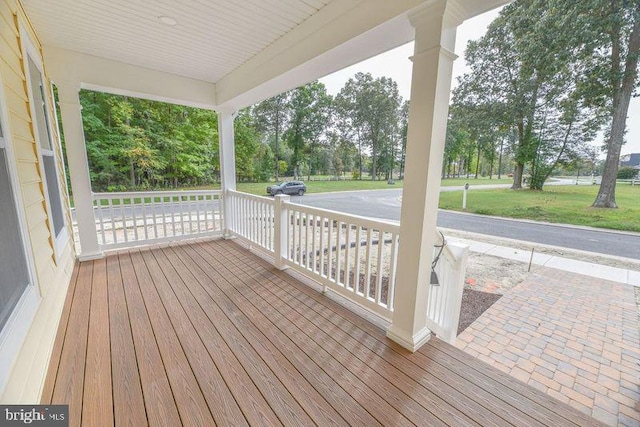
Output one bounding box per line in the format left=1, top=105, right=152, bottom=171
left=0, top=79, right=39, bottom=395
left=24, top=49, right=67, bottom=254
left=0, top=113, right=31, bottom=331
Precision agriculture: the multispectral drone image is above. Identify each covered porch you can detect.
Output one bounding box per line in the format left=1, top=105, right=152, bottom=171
left=42, top=238, right=600, bottom=426
left=0, top=0, right=612, bottom=420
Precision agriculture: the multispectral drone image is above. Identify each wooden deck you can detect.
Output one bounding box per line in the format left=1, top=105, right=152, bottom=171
left=41, top=239, right=602, bottom=426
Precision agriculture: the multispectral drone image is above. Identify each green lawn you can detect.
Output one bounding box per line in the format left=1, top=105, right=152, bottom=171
left=438, top=184, right=640, bottom=232
left=236, top=176, right=511, bottom=194
left=236, top=179, right=404, bottom=195
left=439, top=177, right=513, bottom=186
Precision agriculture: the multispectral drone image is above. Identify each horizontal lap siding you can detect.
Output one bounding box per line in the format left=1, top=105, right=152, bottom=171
left=0, top=0, right=75, bottom=403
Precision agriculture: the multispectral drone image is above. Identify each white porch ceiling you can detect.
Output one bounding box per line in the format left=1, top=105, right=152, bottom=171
left=23, top=0, right=333, bottom=83
left=25, top=0, right=510, bottom=109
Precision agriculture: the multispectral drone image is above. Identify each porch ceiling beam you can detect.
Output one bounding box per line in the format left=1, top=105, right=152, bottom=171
left=43, top=47, right=217, bottom=109
left=215, top=0, right=425, bottom=110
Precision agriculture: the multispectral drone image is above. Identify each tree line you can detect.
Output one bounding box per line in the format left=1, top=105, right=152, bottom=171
left=79, top=72, right=408, bottom=192
left=448, top=0, right=640, bottom=208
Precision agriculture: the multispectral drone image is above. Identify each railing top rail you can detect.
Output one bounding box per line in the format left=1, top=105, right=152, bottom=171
left=93, top=189, right=223, bottom=199
left=284, top=200, right=400, bottom=233
left=227, top=189, right=274, bottom=203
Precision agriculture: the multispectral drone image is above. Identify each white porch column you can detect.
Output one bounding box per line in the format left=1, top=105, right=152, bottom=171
left=386, top=0, right=464, bottom=351
left=217, top=109, right=237, bottom=236
left=55, top=80, right=102, bottom=260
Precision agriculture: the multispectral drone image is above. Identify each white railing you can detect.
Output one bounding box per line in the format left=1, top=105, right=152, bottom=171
left=93, top=190, right=223, bottom=249
left=425, top=235, right=469, bottom=344
left=224, top=192, right=468, bottom=332
left=279, top=200, right=400, bottom=320
left=226, top=190, right=275, bottom=253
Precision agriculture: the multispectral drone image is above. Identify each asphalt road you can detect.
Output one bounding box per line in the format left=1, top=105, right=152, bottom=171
left=290, top=189, right=640, bottom=260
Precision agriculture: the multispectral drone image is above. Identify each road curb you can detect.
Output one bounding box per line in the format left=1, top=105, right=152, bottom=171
left=439, top=209, right=640, bottom=238
left=439, top=226, right=640, bottom=267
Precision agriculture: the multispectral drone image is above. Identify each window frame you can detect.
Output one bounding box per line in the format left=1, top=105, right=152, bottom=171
left=20, top=25, right=69, bottom=260
left=0, top=75, right=40, bottom=395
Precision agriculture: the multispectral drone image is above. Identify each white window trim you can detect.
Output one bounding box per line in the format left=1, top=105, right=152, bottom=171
left=19, top=24, right=69, bottom=260
left=0, top=76, right=41, bottom=396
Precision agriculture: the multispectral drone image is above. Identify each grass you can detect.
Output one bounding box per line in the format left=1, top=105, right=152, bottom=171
left=235, top=176, right=512, bottom=194
left=237, top=180, right=403, bottom=195
left=438, top=184, right=640, bottom=232
left=439, top=177, right=513, bottom=186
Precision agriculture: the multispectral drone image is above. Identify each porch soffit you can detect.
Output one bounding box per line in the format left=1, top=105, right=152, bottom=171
left=24, top=0, right=508, bottom=110
left=23, top=0, right=334, bottom=83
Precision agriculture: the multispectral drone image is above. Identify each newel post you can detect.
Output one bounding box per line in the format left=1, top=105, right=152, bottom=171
left=273, top=194, right=290, bottom=269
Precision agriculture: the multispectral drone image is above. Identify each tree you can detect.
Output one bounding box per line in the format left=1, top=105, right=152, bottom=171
left=582, top=1, right=640, bottom=207
left=79, top=90, right=218, bottom=191
left=335, top=73, right=403, bottom=180
left=398, top=101, right=409, bottom=179
left=253, top=92, right=290, bottom=180
left=234, top=109, right=261, bottom=181
left=454, top=0, right=603, bottom=190
left=284, top=82, right=332, bottom=179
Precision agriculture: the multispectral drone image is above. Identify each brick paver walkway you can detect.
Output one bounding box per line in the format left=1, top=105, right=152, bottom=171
left=456, top=268, right=640, bottom=426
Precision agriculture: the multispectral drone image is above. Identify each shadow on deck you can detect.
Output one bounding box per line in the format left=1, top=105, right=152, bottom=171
left=41, top=239, right=602, bottom=426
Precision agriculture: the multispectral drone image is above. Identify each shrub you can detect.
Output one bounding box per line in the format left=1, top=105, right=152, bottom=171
left=617, top=167, right=638, bottom=179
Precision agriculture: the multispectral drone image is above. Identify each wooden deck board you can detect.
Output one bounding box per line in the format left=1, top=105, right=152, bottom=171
left=157, top=247, right=378, bottom=427
left=152, top=246, right=282, bottom=427
left=40, top=261, right=80, bottom=405
left=82, top=258, right=113, bottom=427
left=127, top=250, right=215, bottom=427
left=42, top=239, right=604, bottom=427
left=153, top=246, right=347, bottom=427
left=138, top=248, right=248, bottom=427
left=207, top=242, right=523, bottom=427
left=106, top=253, right=147, bottom=427
left=194, top=242, right=453, bottom=426
left=118, top=251, right=182, bottom=427
left=213, top=241, right=545, bottom=426
left=51, top=261, right=93, bottom=427
left=180, top=243, right=410, bottom=426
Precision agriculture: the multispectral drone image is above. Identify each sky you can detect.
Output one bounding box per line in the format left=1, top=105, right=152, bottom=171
left=319, top=8, right=640, bottom=158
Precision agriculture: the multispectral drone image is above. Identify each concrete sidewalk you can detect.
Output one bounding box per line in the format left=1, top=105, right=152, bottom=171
left=448, top=236, right=640, bottom=287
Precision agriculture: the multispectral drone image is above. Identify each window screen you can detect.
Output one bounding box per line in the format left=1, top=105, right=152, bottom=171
left=28, top=57, right=52, bottom=151
left=27, top=55, right=66, bottom=240
left=43, top=156, right=65, bottom=236
left=0, top=148, right=30, bottom=330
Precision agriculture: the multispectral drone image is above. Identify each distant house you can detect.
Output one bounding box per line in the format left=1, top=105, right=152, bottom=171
left=620, top=153, right=640, bottom=169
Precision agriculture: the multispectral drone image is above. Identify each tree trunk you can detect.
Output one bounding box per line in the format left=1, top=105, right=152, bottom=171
left=593, top=3, right=640, bottom=208
left=371, top=139, right=377, bottom=181
left=130, top=159, right=136, bottom=188
left=474, top=148, right=481, bottom=179
left=275, top=114, right=280, bottom=181
left=358, top=140, right=363, bottom=180
left=497, top=137, right=504, bottom=179
left=512, top=163, right=524, bottom=190
left=511, top=122, right=526, bottom=189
